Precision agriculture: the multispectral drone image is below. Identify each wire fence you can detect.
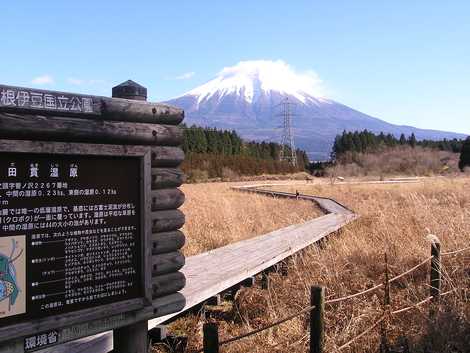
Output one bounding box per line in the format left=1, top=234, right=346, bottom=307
left=336, top=314, right=387, bottom=351
left=441, top=245, right=470, bottom=256
left=325, top=255, right=433, bottom=305
left=336, top=288, right=458, bottom=351
left=191, top=242, right=469, bottom=353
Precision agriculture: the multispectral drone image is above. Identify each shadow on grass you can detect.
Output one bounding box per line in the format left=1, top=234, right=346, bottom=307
left=410, top=303, right=470, bottom=353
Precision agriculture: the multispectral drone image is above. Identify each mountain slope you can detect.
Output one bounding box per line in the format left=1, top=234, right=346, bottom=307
left=166, top=60, right=466, bottom=160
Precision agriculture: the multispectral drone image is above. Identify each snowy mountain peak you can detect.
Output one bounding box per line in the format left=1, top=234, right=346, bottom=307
left=183, top=60, right=329, bottom=104
left=166, top=60, right=466, bottom=160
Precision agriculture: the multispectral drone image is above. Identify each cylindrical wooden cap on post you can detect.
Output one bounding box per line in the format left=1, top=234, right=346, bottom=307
left=112, top=80, right=148, bottom=101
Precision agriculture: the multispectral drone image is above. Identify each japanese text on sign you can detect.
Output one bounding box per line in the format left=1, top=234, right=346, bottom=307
left=0, top=153, right=142, bottom=327
left=0, top=85, right=95, bottom=114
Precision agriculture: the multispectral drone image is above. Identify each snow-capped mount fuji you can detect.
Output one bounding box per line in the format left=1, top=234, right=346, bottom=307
left=182, top=60, right=329, bottom=105
left=166, top=60, right=466, bottom=160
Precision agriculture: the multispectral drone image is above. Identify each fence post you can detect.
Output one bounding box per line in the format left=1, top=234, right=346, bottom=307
left=430, top=240, right=441, bottom=301
left=113, top=320, right=149, bottom=353
left=380, top=253, right=390, bottom=353
left=429, top=239, right=442, bottom=321
left=261, top=272, right=270, bottom=290
left=310, top=286, right=325, bottom=353
left=203, top=322, right=219, bottom=353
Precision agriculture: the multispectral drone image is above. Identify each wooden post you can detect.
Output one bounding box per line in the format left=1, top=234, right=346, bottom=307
left=310, top=286, right=325, bottom=353
left=148, top=325, right=167, bottom=341
left=113, top=321, right=149, bottom=353
left=203, top=323, right=219, bottom=353
left=261, top=272, right=269, bottom=290
left=241, top=276, right=256, bottom=287
left=429, top=239, right=441, bottom=320
left=384, top=253, right=390, bottom=306
left=280, top=261, right=289, bottom=276
left=112, top=80, right=149, bottom=353
left=380, top=253, right=390, bottom=353
left=430, top=240, right=441, bottom=301
left=206, top=294, right=222, bottom=306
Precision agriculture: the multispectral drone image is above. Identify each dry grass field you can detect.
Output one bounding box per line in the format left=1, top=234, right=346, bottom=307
left=329, top=146, right=461, bottom=177
left=156, top=177, right=470, bottom=353
left=179, top=183, right=321, bottom=256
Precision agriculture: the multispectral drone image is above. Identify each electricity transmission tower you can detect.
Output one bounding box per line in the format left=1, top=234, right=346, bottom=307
left=277, top=98, right=297, bottom=167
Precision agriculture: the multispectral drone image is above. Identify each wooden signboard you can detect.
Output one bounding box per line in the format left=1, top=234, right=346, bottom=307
left=0, top=152, right=144, bottom=324
left=0, top=82, right=186, bottom=353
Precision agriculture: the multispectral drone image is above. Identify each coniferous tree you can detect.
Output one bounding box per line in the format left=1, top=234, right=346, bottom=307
left=205, top=129, right=218, bottom=154
left=332, top=130, right=465, bottom=158
left=378, top=132, right=386, bottom=146
left=230, top=130, right=242, bottom=155
left=222, top=131, right=232, bottom=155
left=459, top=138, right=470, bottom=171
left=408, top=133, right=417, bottom=148
left=385, top=133, right=396, bottom=147
left=181, top=124, right=309, bottom=178
left=399, top=133, right=407, bottom=145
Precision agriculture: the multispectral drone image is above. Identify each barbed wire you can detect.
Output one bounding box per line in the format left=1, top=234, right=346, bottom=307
left=192, top=304, right=316, bottom=353
left=326, top=256, right=433, bottom=305
left=193, top=253, right=431, bottom=351
left=190, top=245, right=467, bottom=352
left=336, top=314, right=387, bottom=351
left=442, top=245, right=470, bottom=256
left=391, top=288, right=456, bottom=315
left=193, top=288, right=459, bottom=353
left=219, top=304, right=314, bottom=347
left=326, top=245, right=469, bottom=305
left=336, top=289, right=458, bottom=351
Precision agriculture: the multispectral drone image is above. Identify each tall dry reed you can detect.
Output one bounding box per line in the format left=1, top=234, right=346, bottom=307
left=180, top=183, right=320, bottom=256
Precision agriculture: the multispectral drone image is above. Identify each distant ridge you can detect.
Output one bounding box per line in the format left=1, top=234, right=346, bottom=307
left=166, top=60, right=466, bottom=160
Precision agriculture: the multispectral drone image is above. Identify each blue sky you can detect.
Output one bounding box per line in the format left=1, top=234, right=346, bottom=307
left=2, top=1, right=469, bottom=134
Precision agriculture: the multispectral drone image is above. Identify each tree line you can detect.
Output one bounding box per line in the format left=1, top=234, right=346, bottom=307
left=332, top=130, right=470, bottom=173
left=181, top=126, right=470, bottom=177
left=332, top=130, right=464, bottom=158
left=181, top=125, right=310, bottom=179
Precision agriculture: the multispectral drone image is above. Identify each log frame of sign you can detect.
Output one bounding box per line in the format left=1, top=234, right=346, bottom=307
left=0, top=82, right=187, bottom=353
left=0, top=84, right=184, bottom=125
left=0, top=113, right=182, bottom=147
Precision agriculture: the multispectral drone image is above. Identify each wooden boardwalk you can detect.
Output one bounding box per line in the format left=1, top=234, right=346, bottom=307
left=41, top=187, right=357, bottom=353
